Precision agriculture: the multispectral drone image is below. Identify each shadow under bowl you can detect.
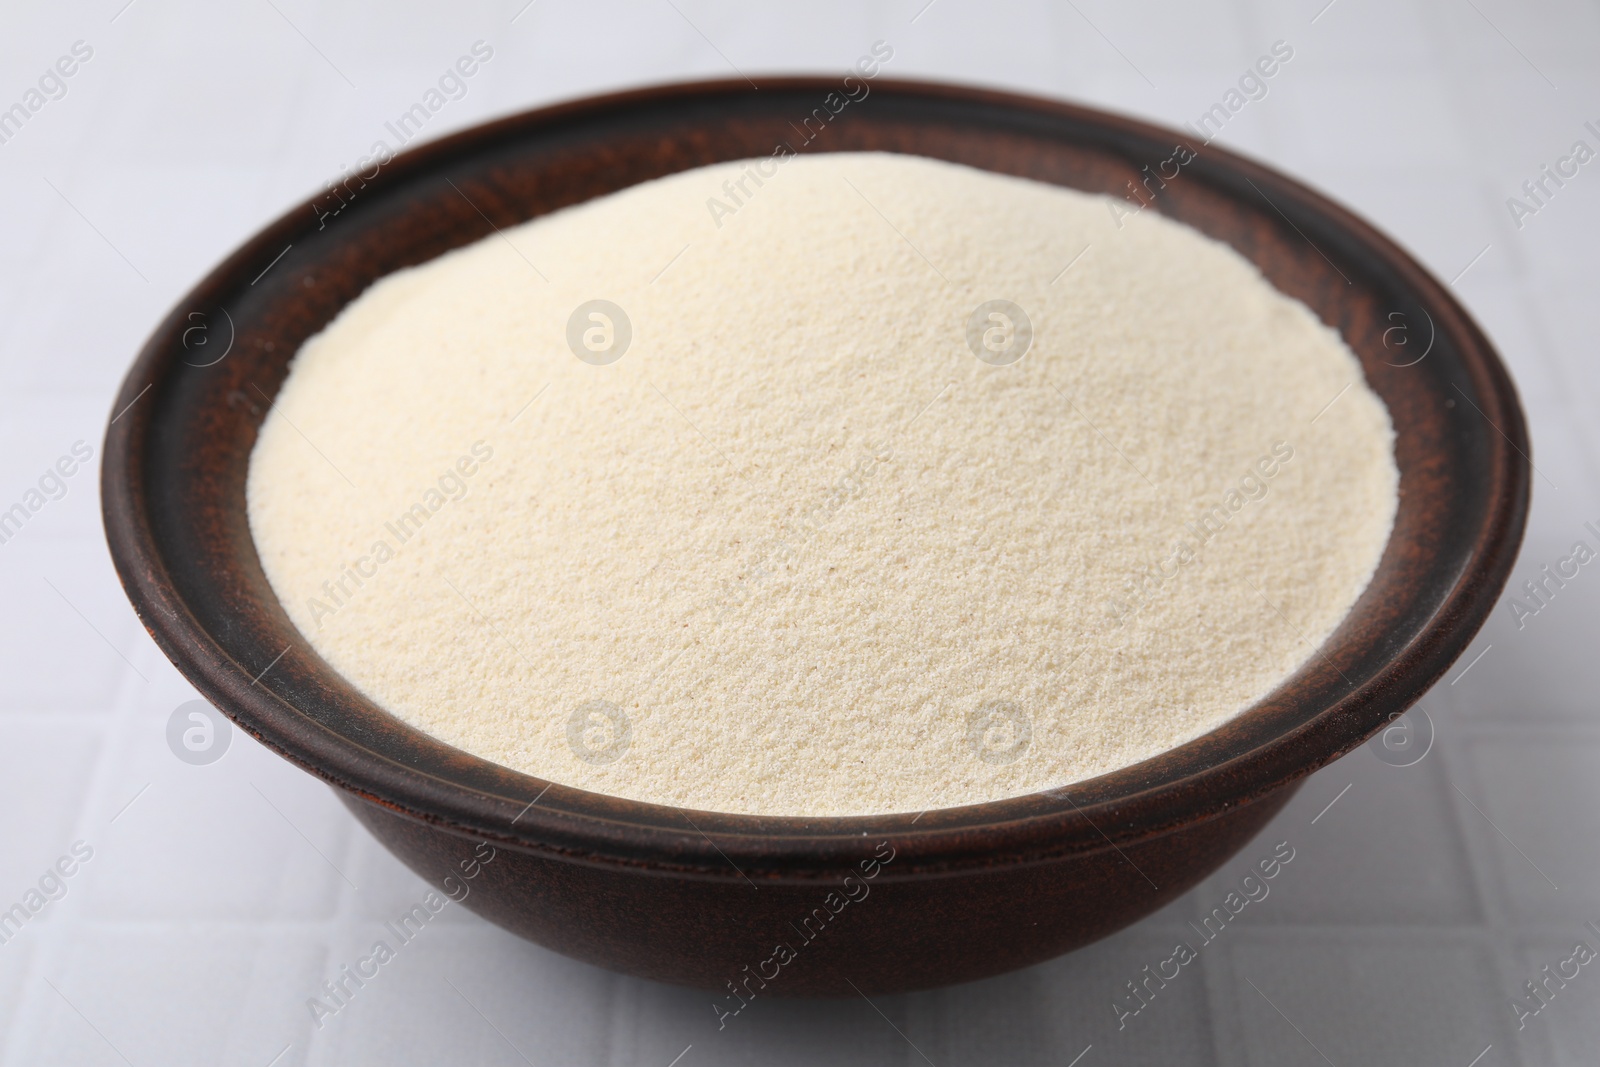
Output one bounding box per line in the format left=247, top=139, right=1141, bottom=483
left=101, top=79, right=1528, bottom=996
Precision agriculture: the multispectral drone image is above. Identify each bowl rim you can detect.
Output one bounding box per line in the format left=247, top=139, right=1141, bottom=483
left=101, top=76, right=1529, bottom=881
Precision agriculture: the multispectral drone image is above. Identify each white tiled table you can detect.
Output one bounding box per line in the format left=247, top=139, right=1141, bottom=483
left=2, top=1, right=1597, bottom=1063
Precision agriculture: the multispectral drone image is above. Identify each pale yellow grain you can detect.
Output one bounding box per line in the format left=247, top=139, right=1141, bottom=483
left=247, top=153, right=1398, bottom=817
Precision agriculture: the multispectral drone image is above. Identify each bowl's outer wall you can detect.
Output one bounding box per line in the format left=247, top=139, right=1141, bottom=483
left=102, top=80, right=1529, bottom=993
left=343, top=782, right=1299, bottom=996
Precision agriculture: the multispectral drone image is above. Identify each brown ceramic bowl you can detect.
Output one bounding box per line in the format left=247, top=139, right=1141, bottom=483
left=101, top=79, right=1528, bottom=996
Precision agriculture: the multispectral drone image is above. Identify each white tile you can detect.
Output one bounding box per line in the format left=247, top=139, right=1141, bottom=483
left=6, top=926, right=325, bottom=1067
left=1436, top=468, right=1600, bottom=725
left=0, top=720, right=99, bottom=898
left=0, top=538, right=139, bottom=716
left=1213, top=931, right=1514, bottom=1067
left=79, top=725, right=353, bottom=921
left=1268, top=73, right=1475, bottom=174
left=1281, top=0, right=1438, bottom=70
left=0, top=930, right=36, bottom=1053
left=307, top=927, right=618, bottom=1067
left=1188, top=744, right=1482, bottom=927
left=992, top=928, right=1220, bottom=1064
left=0, top=395, right=108, bottom=543
left=1527, top=277, right=1600, bottom=444
left=1455, top=732, right=1600, bottom=924
left=1510, top=932, right=1600, bottom=1067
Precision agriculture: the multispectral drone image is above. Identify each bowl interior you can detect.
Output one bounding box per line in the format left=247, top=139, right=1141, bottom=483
left=103, top=79, right=1527, bottom=871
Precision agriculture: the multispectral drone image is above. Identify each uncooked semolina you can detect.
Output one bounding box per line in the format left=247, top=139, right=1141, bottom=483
left=246, top=152, right=1398, bottom=817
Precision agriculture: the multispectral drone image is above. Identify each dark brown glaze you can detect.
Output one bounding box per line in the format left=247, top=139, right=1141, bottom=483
left=343, top=781, right=1298, bottom=995
left=100, top=79, right=1529, bottom=995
